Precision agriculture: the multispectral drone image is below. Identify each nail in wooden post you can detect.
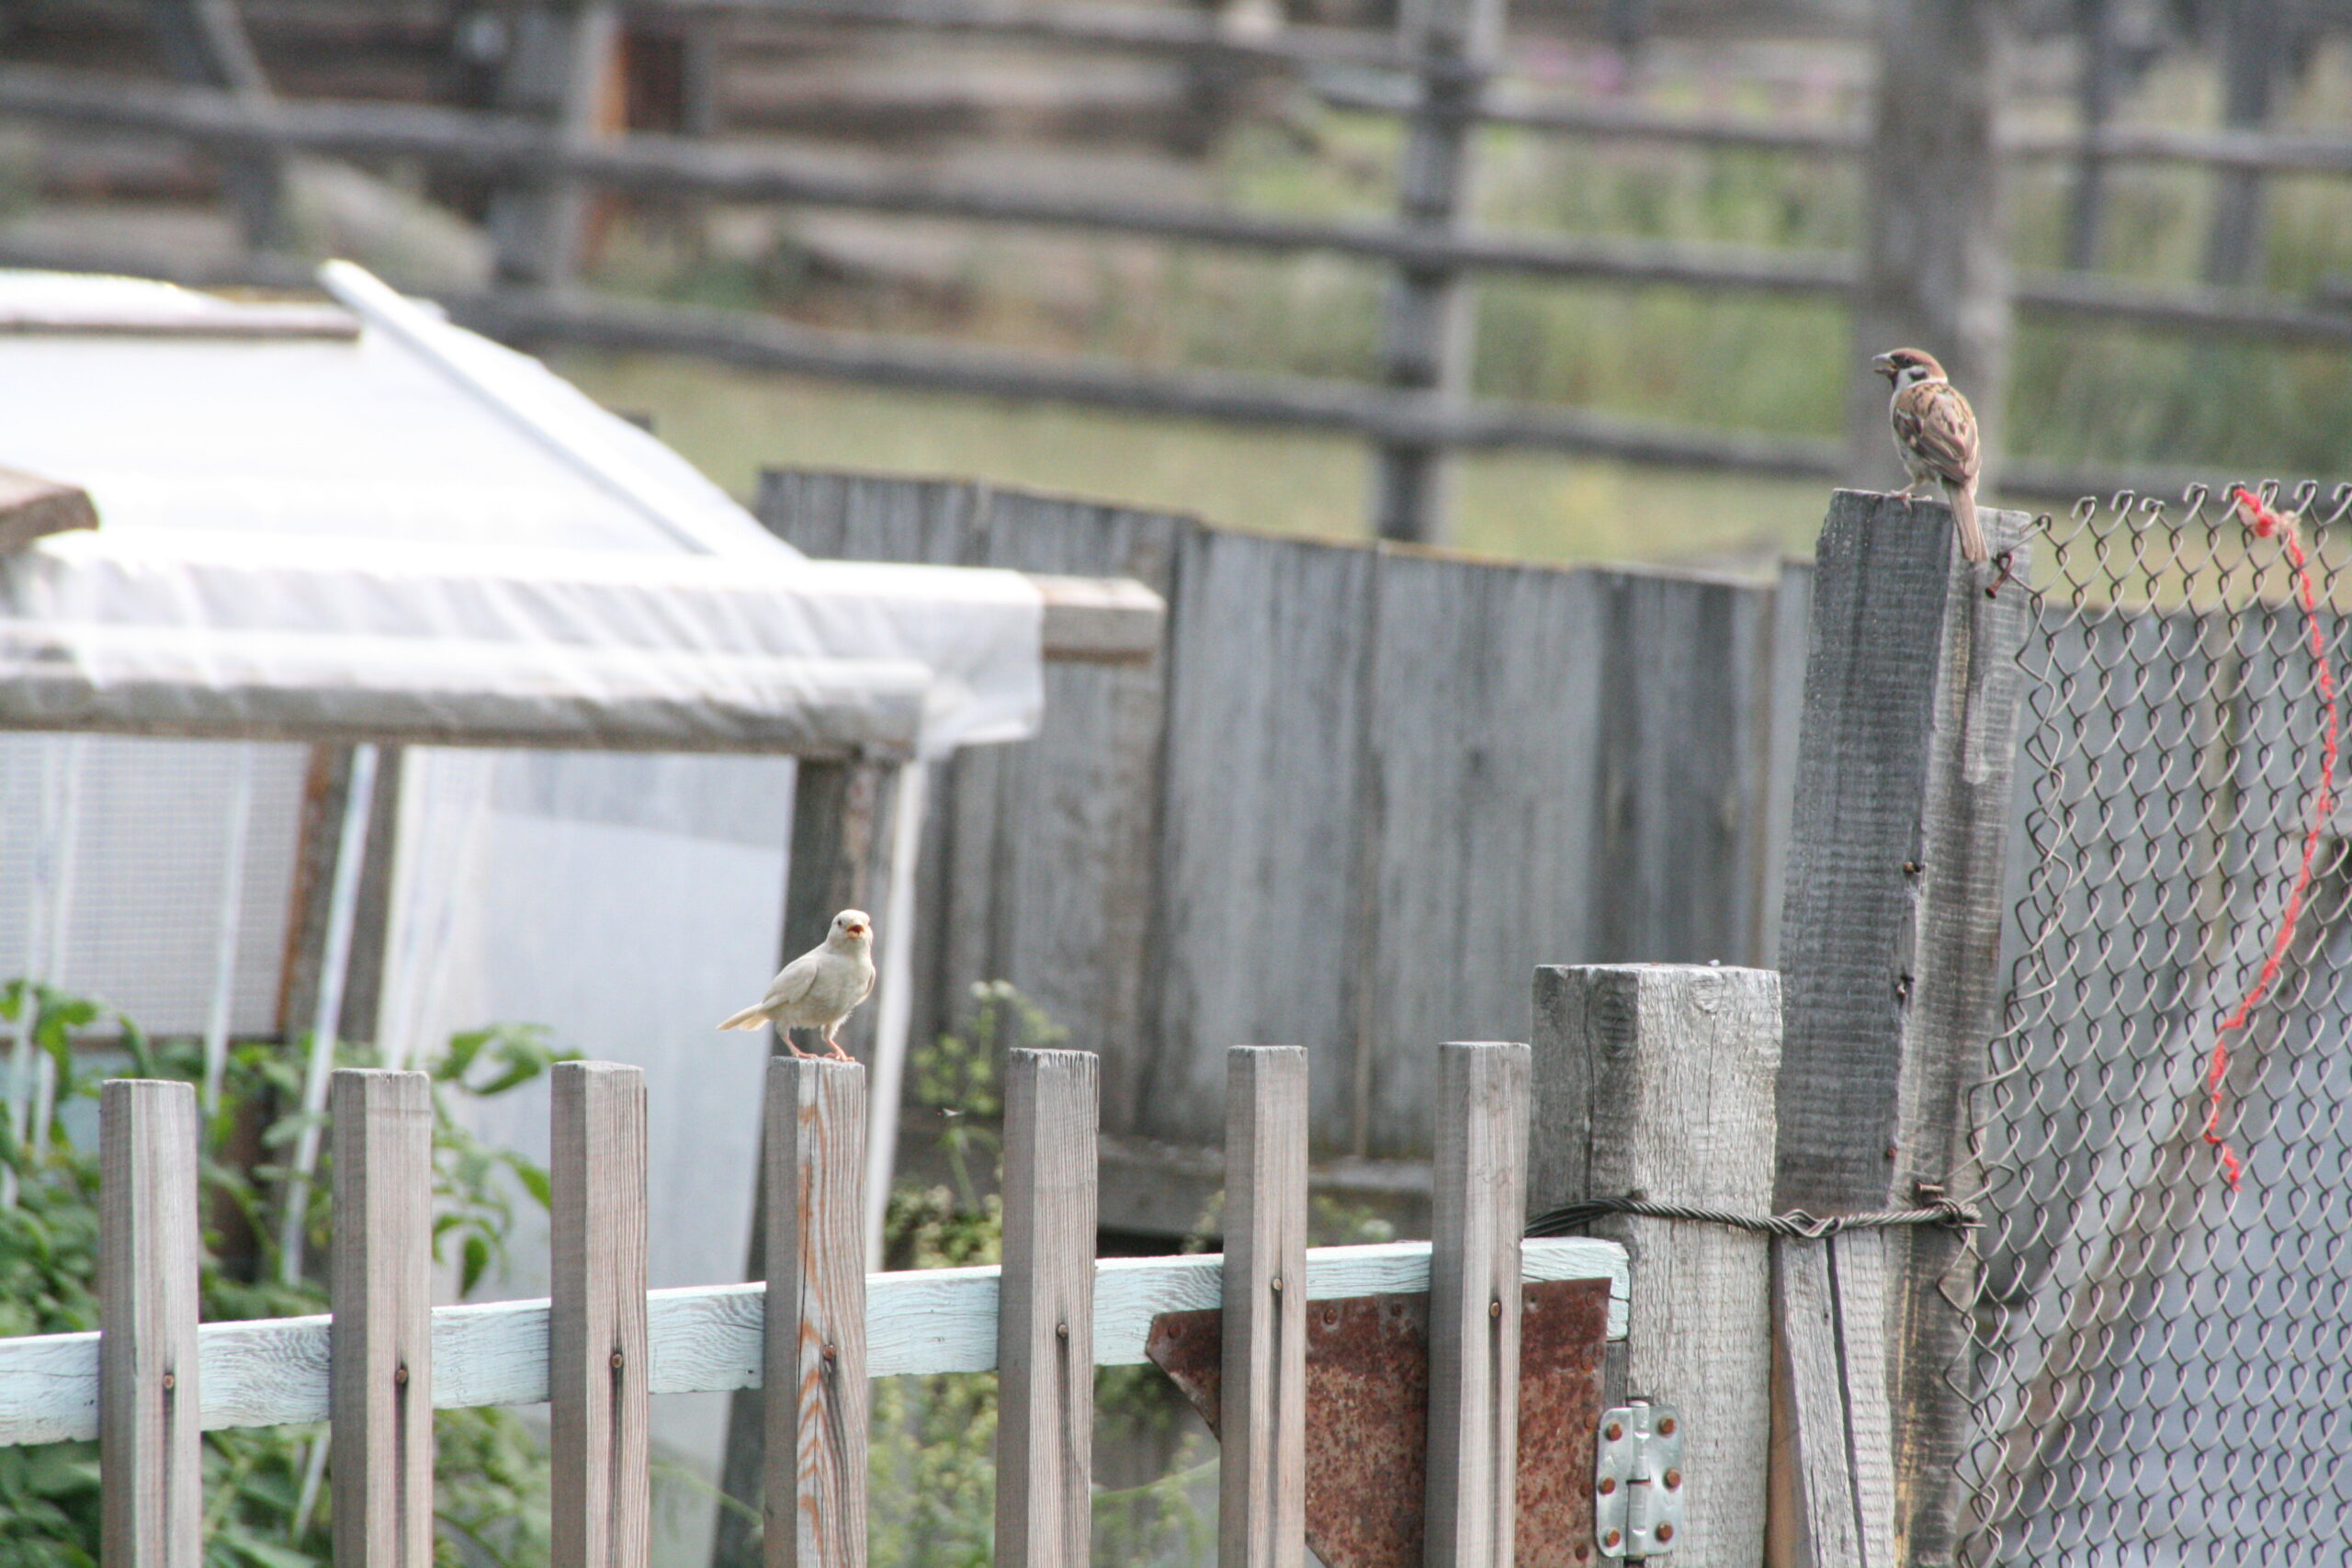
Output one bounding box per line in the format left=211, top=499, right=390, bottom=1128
left=100, top=1078, right=202, bottom=1568
left=330, top=1068, right=435, bottom=1568
left=996, top=1048, right=1099, bottom=1568
left=765, top=1056, right=868, bottom=1568
left=1220, top=1046, right=1308, bottom=1568
left=1424, top=1041, right=1529, bottom=1568
left=551, top=1062, right=650, bottom=1568
left=1531, top=964, right=1782, bottom=1564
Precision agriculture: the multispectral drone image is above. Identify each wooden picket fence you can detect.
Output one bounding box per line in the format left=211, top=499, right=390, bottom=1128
left=0, top=1043, right=1629, bottom=1567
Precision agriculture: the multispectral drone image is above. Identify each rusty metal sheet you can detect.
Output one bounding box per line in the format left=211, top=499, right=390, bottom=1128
left=1145, top=1276, right=1610, bottom=1568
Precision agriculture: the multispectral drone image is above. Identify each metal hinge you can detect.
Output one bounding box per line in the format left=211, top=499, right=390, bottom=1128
left=1594, top=1398, right=1685, bottom=1559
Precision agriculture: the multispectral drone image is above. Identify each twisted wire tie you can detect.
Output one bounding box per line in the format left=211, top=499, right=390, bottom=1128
left=1525, top=1194, right=1981, bottom=1243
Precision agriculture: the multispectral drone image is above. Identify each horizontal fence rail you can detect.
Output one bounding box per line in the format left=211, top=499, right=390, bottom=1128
left=447, top=289, right=2243, bottom=504
left=666, top=0, right=2352, bottom=176
left=0, top=228, right=2259, bottom=508
left=2, top=65, right=2348, bottom=352
left=1318, top=79, right=2352, bottom=175
left=676, top=0, right=1416, bottom=69
left=0, top=1237, right=1628, bottom=1447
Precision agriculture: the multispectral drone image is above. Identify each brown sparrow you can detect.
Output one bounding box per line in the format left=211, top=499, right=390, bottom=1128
left=1873, top=347, right=1986, bottom=564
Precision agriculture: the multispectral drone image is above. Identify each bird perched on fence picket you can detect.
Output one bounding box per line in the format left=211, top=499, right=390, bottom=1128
left=1874, top=347, right=1987, bottom=564
left=717, top=909, right=876, bottom=1060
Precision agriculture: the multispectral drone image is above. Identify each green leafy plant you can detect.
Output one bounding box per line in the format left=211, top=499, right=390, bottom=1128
left=0, top=983, right=568, bottom=1568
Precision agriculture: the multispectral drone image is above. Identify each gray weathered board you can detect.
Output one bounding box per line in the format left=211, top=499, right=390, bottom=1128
left=758, top=472, right=1791, bottom=1165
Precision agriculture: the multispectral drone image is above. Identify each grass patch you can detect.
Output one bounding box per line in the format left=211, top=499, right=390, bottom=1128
left=556, top=350, right=1827, bottom=565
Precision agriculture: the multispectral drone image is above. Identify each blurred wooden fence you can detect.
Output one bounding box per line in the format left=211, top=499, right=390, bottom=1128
left=0, top=0, right=2348, bottom=530
left=763, top=468, right=1806, bottom=1179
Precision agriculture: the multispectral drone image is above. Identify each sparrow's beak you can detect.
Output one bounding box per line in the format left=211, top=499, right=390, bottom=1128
left=1871, top=353, right=1898, bottom=379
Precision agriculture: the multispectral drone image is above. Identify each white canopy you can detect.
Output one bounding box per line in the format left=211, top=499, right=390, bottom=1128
left=0, top=262, right=1043, bottom=758
left=0, top=266, right=1046, bottom=1509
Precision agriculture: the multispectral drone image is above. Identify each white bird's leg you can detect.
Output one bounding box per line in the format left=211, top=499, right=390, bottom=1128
left=821, top=1021, right=853, bottom=1062
left=778, top=1025, right=817, bottom=1060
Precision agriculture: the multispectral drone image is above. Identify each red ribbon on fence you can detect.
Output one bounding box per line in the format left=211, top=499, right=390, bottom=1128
left=2200, top=489, right=2341, bottom=1192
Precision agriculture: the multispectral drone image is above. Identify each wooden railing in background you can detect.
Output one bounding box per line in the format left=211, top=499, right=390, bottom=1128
left=0, top=0, right=2346, bottom=525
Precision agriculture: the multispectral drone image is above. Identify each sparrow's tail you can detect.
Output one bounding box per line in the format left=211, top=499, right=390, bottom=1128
left=1951, top=479, right=1989, bottom=564
left=716, top=1005, right=770, bottom=1032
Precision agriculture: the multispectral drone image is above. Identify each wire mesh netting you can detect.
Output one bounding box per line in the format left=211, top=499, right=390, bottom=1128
left=1962, top=483, right=2352, bottom=1566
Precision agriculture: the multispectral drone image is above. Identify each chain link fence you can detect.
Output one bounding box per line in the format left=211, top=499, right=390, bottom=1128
left=1961, top=482, right=2352, bottom=1565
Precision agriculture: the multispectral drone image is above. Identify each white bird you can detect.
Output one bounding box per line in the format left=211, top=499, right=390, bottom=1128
left=717, top=909, right=876, bottom=1060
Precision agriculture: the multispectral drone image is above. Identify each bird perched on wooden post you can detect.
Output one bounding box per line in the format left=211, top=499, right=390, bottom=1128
left=1873, top=347, right=1987, bottom=564
left=717, top=909, right=876, bottom=1060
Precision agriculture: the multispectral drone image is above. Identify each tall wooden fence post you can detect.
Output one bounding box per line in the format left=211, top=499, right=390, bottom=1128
left=714, top=754, right=897, bottom=1568
left=1220, top=1046, right=1308, bottom=1568
left=997, top=1048, right=1099, bottom=1568
left=330, top=1068, right=435, bottom=1568
left=1529, top=964, right=1781, bottom=1562
left=1424, top=1041, right=1528, bottom=1567
left=1372, top=0, right=1503, bottom=542
left=1769, top=491, right=2033, bottom=1566
left=2064, top=0, right=2120, bottom=271
left=488, top=0, right=621, bottom=288
left=764, top=1056, right=869, bottom=1568
left=551, top=1062, right=651, bottom=1568
left=2203, top=0, right=2288, bottom=286
left=1842, top=0, right=2012, bottom=489
left=99, top=1078, right=202, bottom=1568
left=141, top=0, right=287, bottom=250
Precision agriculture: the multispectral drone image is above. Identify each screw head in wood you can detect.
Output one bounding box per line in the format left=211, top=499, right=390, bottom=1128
left=611, top=1350, right=626, bottom=1371
left=1657, top=1416, right=1676, bottom=1436
left=160, top=1371, right=175, bottom=1392
left=394, top=1364, right=409, bottom=1386
left=1056, top=1321, right=1069, bottom=1340
left=1664, top=1468, right=1682, bottom=1489
left=1489, top=1298, right=1502, bottom=1319
left=1271, top=1276, right=1284, bottom=1293
left=1598, top=1477, right=1617, bottom=1495
left=1655, top=1523, right=1674, bottom=1543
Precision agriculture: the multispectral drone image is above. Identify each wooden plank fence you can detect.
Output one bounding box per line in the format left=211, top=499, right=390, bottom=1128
left=765, top=470, right=1787, bottom=1173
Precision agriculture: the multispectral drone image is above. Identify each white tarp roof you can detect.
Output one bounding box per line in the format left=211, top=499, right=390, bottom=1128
left=0, top=262, right=1043, bottom=756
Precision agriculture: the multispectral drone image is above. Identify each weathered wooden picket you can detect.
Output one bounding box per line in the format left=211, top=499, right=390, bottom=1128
left=0, top=1043, right=1631, bottom=1567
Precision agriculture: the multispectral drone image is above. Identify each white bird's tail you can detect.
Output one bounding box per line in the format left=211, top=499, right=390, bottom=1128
left=716, top=1005, right=770, bottom=1032
left=1951, top=479, right=1988, bottom=564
